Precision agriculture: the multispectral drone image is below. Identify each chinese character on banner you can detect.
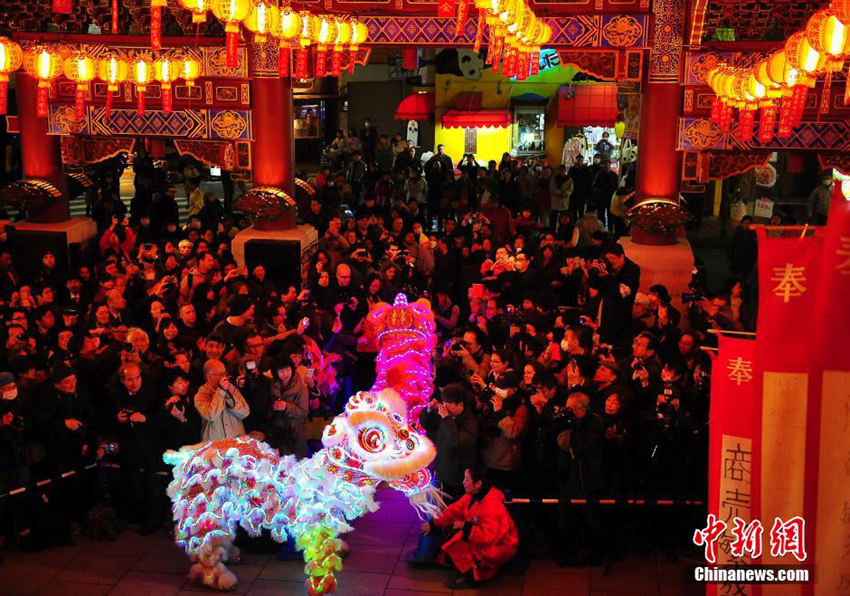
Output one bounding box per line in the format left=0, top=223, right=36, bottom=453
left=770, top=263, right=807, bottom=302
left=769, top=516, right=808, bottom=562
left=727, top=356, right=753, bottom=386
left=730, top=518, right=764, bottom=559
left=724, top=443, right=752, bottom=483
left=694, top=513, right=728, bottom=564
left=837, top=237, right=850, bottom=276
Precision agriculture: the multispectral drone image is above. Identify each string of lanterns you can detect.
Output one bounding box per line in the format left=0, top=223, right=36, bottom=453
left=707, top=0, right=850, bottom=142
left=0, top=39, right=203, bottom=118
left=457, top=0, right=551, bottom=80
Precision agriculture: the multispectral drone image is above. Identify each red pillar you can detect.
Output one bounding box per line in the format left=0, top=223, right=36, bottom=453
left=250, top=43, right=294, bottom=197
left=633, top=80, right=682, bottom=245
left=15, top=73, right=70, bottom=223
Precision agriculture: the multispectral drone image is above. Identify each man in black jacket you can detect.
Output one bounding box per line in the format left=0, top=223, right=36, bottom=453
left=594, top=243, right=640, bottom=348
left=420, top=383, right=479, bottom=501
left=555, top=391, right=604, bottom=567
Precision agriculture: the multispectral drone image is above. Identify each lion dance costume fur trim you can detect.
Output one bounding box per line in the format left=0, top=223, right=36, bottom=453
left=164, top=294, right=441, bottom=596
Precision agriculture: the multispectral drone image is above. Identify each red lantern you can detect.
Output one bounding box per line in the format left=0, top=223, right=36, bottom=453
left=332, top=19, right=352, bottom=77
left=0, top=38, right=23, bottom=116
left=274, top=8, right=300, bottom=78
left=210, top=0, right=252, bottom=68
left=97, top=55, right=129, bottom=118
left=63, top=52, right=96, bottom=119
left=24, top=47, right=63, bottom=118
left=155, top=55, right=178, bottom=113
left=312, top=16, right=336, bottom=78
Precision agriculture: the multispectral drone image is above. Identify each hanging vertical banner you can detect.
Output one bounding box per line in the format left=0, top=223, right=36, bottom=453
left=437, top=0, right=455, bottom=18
left=755, top=230, right=824, bottom=592
left=707, top=335, right=757, bottom=596
left=401, top=48, right=418, bottom=71
left=809, top=186, right=850, bottom=596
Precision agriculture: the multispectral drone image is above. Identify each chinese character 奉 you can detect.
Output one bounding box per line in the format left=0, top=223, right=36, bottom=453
left=770, top=263, right=807, bottom=303
left=726, top=356, right=753, bottom=386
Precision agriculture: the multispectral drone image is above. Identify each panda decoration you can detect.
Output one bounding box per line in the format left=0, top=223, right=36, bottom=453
left=435, top=48, right=489, bottom=80
left=406, top=120, right=419, bottom=148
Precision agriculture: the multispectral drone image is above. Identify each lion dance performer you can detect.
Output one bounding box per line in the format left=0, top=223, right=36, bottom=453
left=165, top=294, right=441, bottom=596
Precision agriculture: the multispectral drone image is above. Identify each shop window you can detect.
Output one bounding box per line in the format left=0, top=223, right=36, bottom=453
left=294, top=103, right=322, bottom=139
left=512, top=106, right=545, bottom=155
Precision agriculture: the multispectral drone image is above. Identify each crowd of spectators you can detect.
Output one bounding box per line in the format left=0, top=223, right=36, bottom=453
left=0, top=134, right=754, bottom=574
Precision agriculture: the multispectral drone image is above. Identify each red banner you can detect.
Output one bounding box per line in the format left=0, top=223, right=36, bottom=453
left=807, top=186, right=850, bottom=595
left=52, top=0, right=71, bottom=13
left=708, top=335, right=758, bottom=596
left=437, top=0, right=455, bottom=18
left=755, top=229, right=824, bottom=588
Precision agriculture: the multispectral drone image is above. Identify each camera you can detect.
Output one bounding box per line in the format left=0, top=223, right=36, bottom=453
left=245, top=360, right=257, bottom=372
left=587, top=259, right=608, bottom=277
left=450, top=341, right=465, bottom=352
left=102, top=443, right=119, bottom=455
left=123, top=342, right=136, bottom=353
left=553, top=405, right=576, bottom=432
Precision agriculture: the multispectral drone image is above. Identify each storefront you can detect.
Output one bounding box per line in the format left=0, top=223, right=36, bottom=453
left=432, top=49, right=638, bottom=169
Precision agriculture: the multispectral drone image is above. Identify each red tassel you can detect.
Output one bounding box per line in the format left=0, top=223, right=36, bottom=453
left=315, top=47, right=327, bottom=78
left=492, top=37, right=502, bottom=73
left=332, top=50, right=342, bottom=76
left=791, top=85, right=807, bottom=128
left=105, top=90, right=114, bottom=118
left=162, top=86, right=172, bottom=113
left=296, top=48, right=310, bottom=78
left=455, top=0, right=468, bottom=38
left=151, top=5, right=162, bottom=50
left=137, top=88, right=145, bottom=116
left=710, top=96, right=721, bottom=124
left=0, top=82, right=7, bottom=116
left=37, top=85, right=48, bottom=118
left=530, top=50, right=539, bottom=77
left=75, top=85, right=86, bottom=119
left=736, top=109, right=754, bottom=143
left=349, top=51, right=356, bottom=74
left=474, top=10, right=484, bottom=53
left=279, top=46, right=290, bottom=77
left=112, top=0, right=118, bottom=33
left=820, top=70, right=832, bottom=115
left=226, top=30, right=238, bottom=68
left=757, top=103, right=776, bottom=144
left=844, top=63, right=850, bottom=105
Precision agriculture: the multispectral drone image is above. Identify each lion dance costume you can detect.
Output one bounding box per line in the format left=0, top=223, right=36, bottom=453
left=165, top=294, right=440, bottom=595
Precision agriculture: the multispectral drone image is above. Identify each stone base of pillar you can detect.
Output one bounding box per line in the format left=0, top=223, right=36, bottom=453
left=620, top=235, right=694, bottom=319
left=231, top=224, right=319, bottom=289
left=4, top=217, right=97, bottom=274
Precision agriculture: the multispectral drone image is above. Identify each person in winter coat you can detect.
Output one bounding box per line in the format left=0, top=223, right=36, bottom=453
left=421, top=464, right=519, bottom=589
left=158, top=369, right=201, bottom=450
left=265, top=357, right=309, bottom=457
left=419, top=384, right=480, bottom=500
left=194, top=359, right=250, bottom=441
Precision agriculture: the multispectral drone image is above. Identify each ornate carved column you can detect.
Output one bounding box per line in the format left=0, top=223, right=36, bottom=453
left=633, top=0, right=685, bottom=245
left=15, top=73, right=70, bottom=223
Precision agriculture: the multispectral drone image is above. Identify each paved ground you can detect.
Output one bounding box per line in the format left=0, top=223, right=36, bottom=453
left=0, top=488, right=700, bottom=596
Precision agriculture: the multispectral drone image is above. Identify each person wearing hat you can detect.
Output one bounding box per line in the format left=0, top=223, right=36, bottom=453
left=213, top=294, right=255, bottom=350
left=420, top=383, right=480, bottom=501
left=479, top=370, right=528, bottom=493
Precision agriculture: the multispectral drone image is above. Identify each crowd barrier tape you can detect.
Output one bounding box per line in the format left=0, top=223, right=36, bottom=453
left=0, top=462, right=170, bottom=501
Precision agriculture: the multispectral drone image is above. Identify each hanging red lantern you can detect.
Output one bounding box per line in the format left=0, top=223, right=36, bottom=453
left=347, top=19, right=368, bottom=74
left=129, top=56, right=153, bottom=115
left=177, top=0, right=211, bottom=24
left=243, top=1, right=279, bottom=44
left=0, top=38, right=22, bottom=116
left=332, top=18, right=352, bottom=77
left=154, top=54, right=177, bottom=113
left=295, top=11, right=316, bottom=78
left=210, top=0, right=252, bottom=68
left=151, top=0, right=168, bottom=50
left=312, top=15, right=337, bottom=78
left=62, top=52, right=96, bottom=119
left=24, top=47, right=63, bottom=118
left=97, top=55, right=129, bottom=118
left=274, top=8, right=300, bottom=77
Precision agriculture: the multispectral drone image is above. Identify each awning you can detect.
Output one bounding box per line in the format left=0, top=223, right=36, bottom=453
left=441, top=109, right=512, bottom=129
left=555, top=84, right=619, bottom=127
left=395, top=92, right=435, bottom=121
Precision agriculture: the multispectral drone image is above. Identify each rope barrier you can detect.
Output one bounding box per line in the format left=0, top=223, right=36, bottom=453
left=505, top=497, right=704, bottom=506
left=0, top=462, right=169, bottom=501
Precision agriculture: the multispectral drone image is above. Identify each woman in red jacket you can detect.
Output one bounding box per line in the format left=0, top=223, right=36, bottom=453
left=421, top=464, right=519, bottom=589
